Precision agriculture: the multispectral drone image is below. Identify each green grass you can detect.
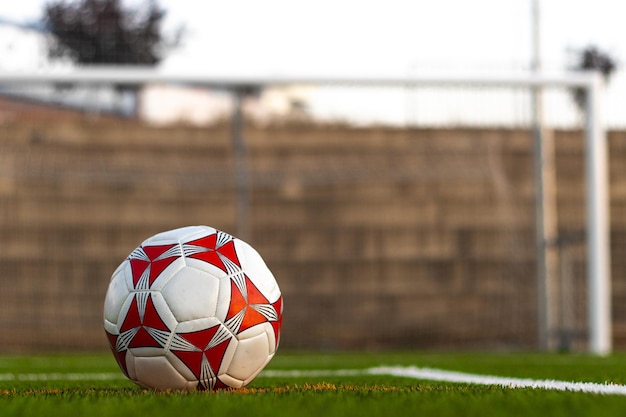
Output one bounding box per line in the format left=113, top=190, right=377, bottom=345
left=2, top=351, right=626, bottom=416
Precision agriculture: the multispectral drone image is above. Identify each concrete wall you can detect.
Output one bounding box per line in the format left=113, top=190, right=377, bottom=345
left=1, top=119, right=625, bottom=351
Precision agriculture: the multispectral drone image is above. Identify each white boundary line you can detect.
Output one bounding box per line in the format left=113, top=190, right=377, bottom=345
left=0, top=373, right=125, bottom=381
left=2, top=366, right=626, bottom=395
left=262, top=366, right=626, bottom=396
left=370, top=366, right=626, bottom=396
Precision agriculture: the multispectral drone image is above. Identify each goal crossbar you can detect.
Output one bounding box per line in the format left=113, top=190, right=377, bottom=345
left=0, top=68, right=605, bottom=89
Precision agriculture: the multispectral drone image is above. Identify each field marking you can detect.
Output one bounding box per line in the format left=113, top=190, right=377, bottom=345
left=0, top=373, right=125, bottom=381
left=372, top=366, right=626, bottom=395
left=263, top=366, right=626, bottom=396
left=2, top=366, right=626, bottom=395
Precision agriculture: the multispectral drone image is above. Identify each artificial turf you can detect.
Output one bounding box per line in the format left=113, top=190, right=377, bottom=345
left=1, top=351, right=626, bottom=417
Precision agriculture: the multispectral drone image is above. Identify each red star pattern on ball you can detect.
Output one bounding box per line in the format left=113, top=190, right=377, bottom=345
left=119, top=293, right=171, bottom=349
left=170, top=324, right=233, bottom=390
left=225, top=275, right=280, bottom=334
left=184, top=232, right=241, bottom=273
left=270, top=296, right=283, bottom=348
left=105, top=331, right=129, bottom=377
left=129, top=244, right=180, bottom=289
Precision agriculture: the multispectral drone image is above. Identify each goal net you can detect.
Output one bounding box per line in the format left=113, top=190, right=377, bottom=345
left=0, top=69, right=614, bottom=354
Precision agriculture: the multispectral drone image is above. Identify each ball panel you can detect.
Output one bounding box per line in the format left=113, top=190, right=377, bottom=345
left=143, top=225, right=215, bottom=246
left=185, top=258, right=229, bottom=279
left=236, top=240, right=281, bottom=301
left=116, top=291, right=177, bottom=351
left=125, top=350, right=137, bottom=380
left=218, top=373, right=244, bottom=389
left=128, top=347, right=169, bottom=358
left=244, top=352, right=274, bottom=386
left=251, top=321, right=280, bottom=354
left=161, top=267, right=219, bottom=323
left=270, top=296, right=283, bottom=350
left=116, top=292, right=136, bottom=333
left=266, top=327, right=276, bottom=356
left=103, top=267, right=131, bottom=325
left=215, top=275, right=233, bottom=322
left=222, top=274, right=280, bottom=336
left=173, top=316, right=223, bottom=334
left=103, top=318, right=118, bottom=335
left=128, top=246, right=185, bottom=291
left=168, top=319, right=238, bottom=387
left=110, top=261, right=126, bottom=279
left=181, top=229, right=241, bottom=278
left=105, top=330, right=130, bottom=378
left=235, top=321, right=270, bottom=341
left=133, top=356, right=188, bottom=390
left=183, top=381, right=199, bottom=391
left=165, top=351, right=196, bottom=382
left=226, top=332, right=271, bottom=381
left=145, top=259, right=185, bottom=291
left=119, top=262, right=135, bottom=294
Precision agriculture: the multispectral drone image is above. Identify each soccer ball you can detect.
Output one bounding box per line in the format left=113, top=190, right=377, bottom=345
left=103, top=225, right=283, bottom=390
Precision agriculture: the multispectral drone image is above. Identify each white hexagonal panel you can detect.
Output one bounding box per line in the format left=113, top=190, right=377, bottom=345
left=226, top=332, right=270, bottom=382
left=103, top=268, right=131, bottom=325
left=161, top=267, right=220, bottom=323
left=133, top=356, right=188, bottom=390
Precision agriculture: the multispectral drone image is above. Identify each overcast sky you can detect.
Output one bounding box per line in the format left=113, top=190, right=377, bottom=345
left=2, top=0, right=624, bottom=75
left=1, top=0, right=624, bottom=126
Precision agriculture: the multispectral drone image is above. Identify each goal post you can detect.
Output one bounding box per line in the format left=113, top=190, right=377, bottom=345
left=0, top=68, right=610, bottom=354
left=585, top=73, right=611, bottom=355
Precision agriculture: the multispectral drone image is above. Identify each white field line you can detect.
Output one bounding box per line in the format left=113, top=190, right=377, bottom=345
left=0, top=373, right=125, bottom=381
left=1, top=366, right=626, bottom=395
left=263, top=366, right=626, bottom=396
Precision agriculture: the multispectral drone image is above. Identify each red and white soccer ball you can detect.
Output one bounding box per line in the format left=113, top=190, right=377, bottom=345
left=103, top=225, right=283, bottom=391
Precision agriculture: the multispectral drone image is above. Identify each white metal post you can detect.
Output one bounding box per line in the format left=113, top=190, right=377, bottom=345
left=585, top=73, right=612, bottom=355
left=231, top=88, right=251, bottom=242
left=531, top=0, right=560, bottom=351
